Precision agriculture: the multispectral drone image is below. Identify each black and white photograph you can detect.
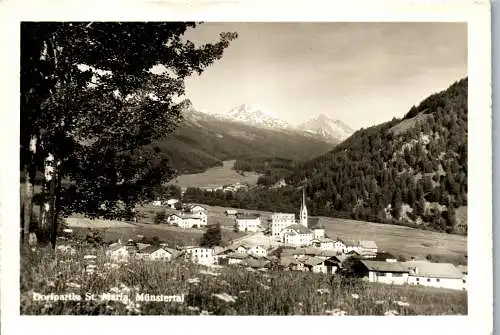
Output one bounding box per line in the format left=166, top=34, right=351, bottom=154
left=0, top=0, right=492, bottom=332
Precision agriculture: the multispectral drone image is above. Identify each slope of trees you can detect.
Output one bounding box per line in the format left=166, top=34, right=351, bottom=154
left=20, top=22, right=237, bottom=246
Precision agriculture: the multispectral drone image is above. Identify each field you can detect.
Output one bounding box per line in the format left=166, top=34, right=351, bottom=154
left=20, top=245, right=467, bottom=315
left=167, top=160, right=261, bottom=189
left=65, top=205, right=249, bottom=247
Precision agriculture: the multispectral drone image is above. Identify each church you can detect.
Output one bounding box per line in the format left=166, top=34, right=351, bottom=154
left=271, top=189, right=325, bottom=247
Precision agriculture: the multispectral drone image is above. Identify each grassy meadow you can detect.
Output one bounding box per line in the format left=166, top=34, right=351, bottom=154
left=20, top=244, right=467, bottom=316
left=167, top=160, right=261, bottom=189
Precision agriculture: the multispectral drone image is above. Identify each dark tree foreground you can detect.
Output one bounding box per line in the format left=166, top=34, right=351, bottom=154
left=20, top=22, right=237, bottom=247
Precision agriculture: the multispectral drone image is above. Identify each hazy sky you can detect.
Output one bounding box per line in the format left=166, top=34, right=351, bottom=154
left=182, top=23, right=467, bottom=130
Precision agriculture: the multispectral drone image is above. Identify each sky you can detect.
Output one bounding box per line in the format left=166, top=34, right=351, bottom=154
left=181, top=22, right=467, bottom=130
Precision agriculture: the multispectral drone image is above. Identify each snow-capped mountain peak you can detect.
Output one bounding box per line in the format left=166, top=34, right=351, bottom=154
left=210, top=104, right=290, bottom=130
left=297, top=114, right=354, bottom=142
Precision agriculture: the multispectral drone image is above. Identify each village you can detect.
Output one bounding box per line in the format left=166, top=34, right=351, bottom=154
left=94, top=190, right=468, bottom=292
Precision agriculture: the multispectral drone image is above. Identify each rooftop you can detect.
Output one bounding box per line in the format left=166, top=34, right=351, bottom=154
left=285, top=224, right=312, bottom=235
left=236, top=213, right=261, bottom=220
left=359, top=240, right=378, bottom=249
left=360, top=260, right=409, bottom=273
left=403, top=261, right=464, bottom=279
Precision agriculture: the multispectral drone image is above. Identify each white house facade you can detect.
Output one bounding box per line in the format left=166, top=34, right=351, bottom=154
left=360, top=260, right=410, bottom=285
left=106, top=244, right=130, bottom=262
left=184, top=247, right=216, bottom=266
left=236, top=214, right=261, bottom=232
left=280, top=224, right=313, bottom=247
left=270, top=213, right=295, bottom=237
left=404, top=261, right=467, bottom=291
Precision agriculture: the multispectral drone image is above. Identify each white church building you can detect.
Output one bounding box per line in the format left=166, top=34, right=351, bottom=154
left=271, top=189, right=323, bottom=247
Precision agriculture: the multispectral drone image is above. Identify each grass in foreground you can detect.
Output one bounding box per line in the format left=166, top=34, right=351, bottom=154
left=20, top=244, right=467, bottom=316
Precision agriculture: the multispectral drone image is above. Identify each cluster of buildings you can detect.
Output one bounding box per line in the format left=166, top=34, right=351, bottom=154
left=106, top=240, right=178, bottom=262
left=198, top=182, right=249, bottom=193
left=107, top=189, right=467, bottom=292
left=165, top=204, right=208, bottom=229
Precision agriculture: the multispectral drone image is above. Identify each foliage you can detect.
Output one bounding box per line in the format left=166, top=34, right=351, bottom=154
left=153, top=211, right=167, bottom=225
left=200, top=222, right=222, bottom=247
left=20, top=22, right=237, bottom=244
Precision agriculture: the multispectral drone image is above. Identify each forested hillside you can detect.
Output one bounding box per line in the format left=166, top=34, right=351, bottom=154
left=184, top=78, right=468, bottom=234
left=152, top=115, right=334, bottom=174
left=287, top=77, right=468, bottom=233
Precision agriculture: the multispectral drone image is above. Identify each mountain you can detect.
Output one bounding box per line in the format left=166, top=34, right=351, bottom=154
left=297, top=114, right=354, bottom=142
left=152, top=106, right=335, bottom=174
left=180, top=78, right=468, bottom=235
left=203, top=104, right=290, bottom=130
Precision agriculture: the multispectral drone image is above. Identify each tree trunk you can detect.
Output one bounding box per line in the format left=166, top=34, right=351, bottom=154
left=38, top=153, right=56, bottom=244
left=22, top=136, right=37, bottom=244
left=50, top=162, right=62, bottom=249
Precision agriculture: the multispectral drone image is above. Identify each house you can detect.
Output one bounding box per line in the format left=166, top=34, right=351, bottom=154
left=167, top=214, right=183, bottom=225
left=279, top=224, right=313, bottom=247
left=359, top=240, right=378, bottom=254
left=225, top=209, right=238, bottom=216
left=189, top=205, right=207, bottom=214
left=270, top=213, right=296, bottom=238
left=223, top=252, right=251, bottom=265
left=179, top=213, right=207, bottom=228
left=303, top=257, right=327, bottom=274
left=404, top=261, right=467, bottom=290
left=137, top=245, right=175, bottom=261
left=359, top=260, right=410, bottom=285
left=166, top=198, right=179, bottom=209
left=241, top=257, right=270, bottom=270
left=371, top=252, right=398, bottom=262
left=106, top=244, right=130, bottom=262
left=184, top=246, right=216, bottom=266
left=333, top=240, right=347, bottom=252
left=152, top=200, right=162, bottom=206
left=247, top=245, right=268, bottom=257
left=343, top=240, right=361, bottom=253
left=307, top=218, right=325, bottom=239
left=235, top=213, right=261, bottom=232
left=312, top=237, right=335, bottom=250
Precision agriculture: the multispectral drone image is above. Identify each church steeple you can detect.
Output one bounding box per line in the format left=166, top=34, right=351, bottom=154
left=299, top=188, right=308, bottom=227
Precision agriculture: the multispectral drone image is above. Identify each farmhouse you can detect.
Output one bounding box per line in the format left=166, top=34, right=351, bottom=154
left=183, top=246, right=216, bottom=266
left=303, top=257, right=327, bottom=274
left=167, top=214, right=183, bottom=225
left=235, top=213, right=261, bottom=232
left=359, top=240, right=378, bottom=254
left=312, top=237, right=335, bottom=250
left=359, top=260, right=410, bottom=285
left=232, top=243, right=268, bottom=257
left=137, top=245, right=176, bottom=261
left=151, top=200, right=162, bottom=206
left=167, top=210, right=208, bottom=228
left=333, top=239, right=347, bottom=252
left=165, top=198, right=179, bottom=209
left=225, top=209, right=238, bottom=216
left=219, top=252, right=251, bottom=265
left=106, top=244, right=130, bottom=262
left=404, top=261, right=467, bottom=291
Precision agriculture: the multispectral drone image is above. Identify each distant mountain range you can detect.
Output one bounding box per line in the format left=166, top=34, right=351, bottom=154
left=198, top=103, right=353, bottom=142
left=152, top=104, right=336, bottom=174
